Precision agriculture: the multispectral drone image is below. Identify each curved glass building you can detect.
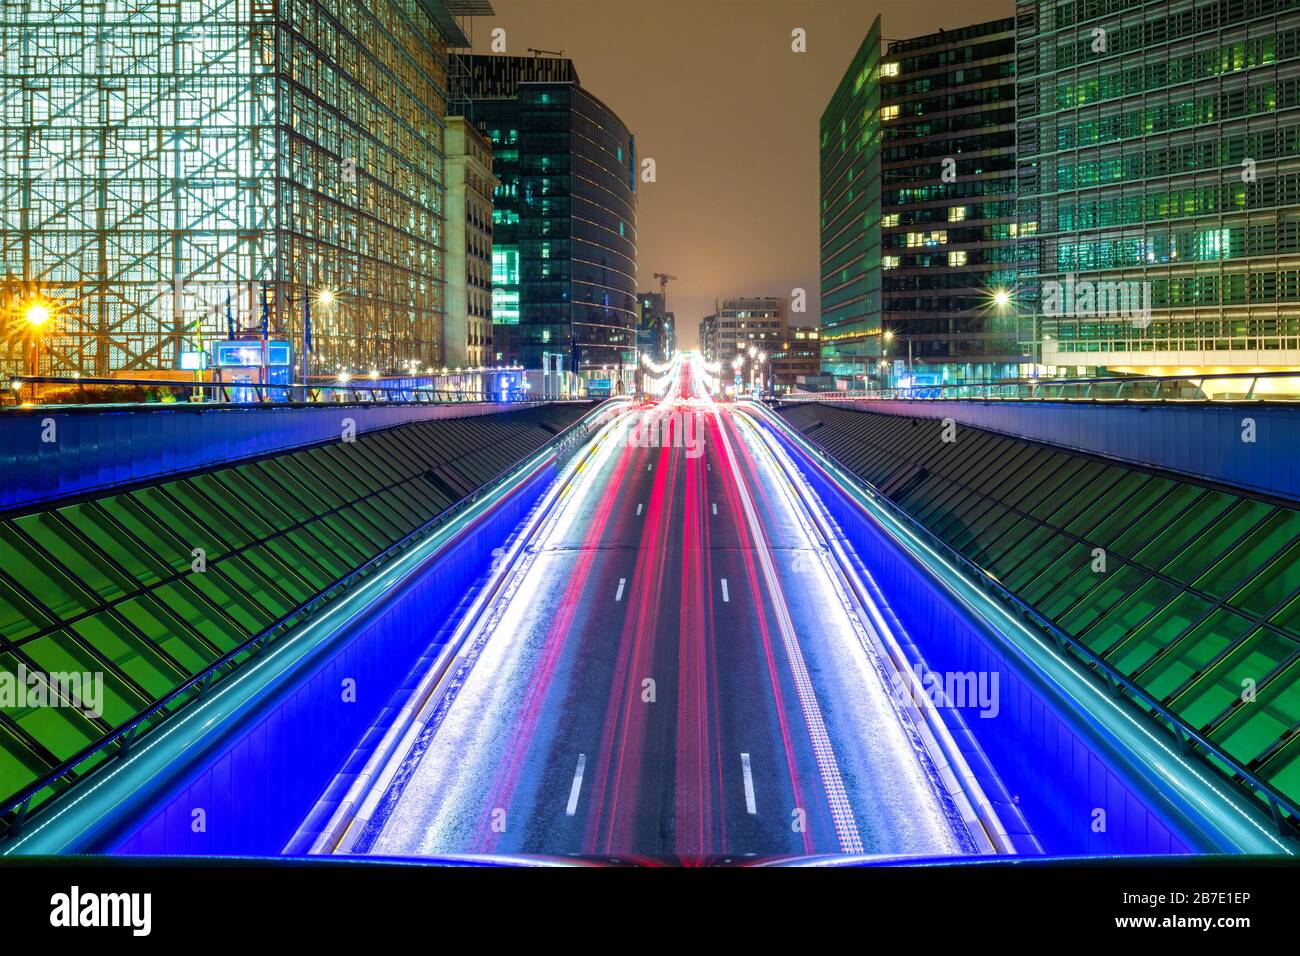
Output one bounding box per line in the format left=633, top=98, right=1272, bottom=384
left=466, top=55, right=638, bottom=380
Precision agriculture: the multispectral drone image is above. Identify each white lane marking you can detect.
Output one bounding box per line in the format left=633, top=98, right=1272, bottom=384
left=716, top=408, right=865, bottom=854
left=566, top=754, right=587, bottom=816
left=740, top=753, right=757, bottom=814
left=615, top=578, right=626, bottom=601
left=720, top=578, right=730, bottom=603
left=636, top=503, right=643, bottom=516
left=712, top=502, right=718, bottom=516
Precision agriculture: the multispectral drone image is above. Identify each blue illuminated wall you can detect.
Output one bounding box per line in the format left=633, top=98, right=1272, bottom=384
left=102, top=462, right=555, bottom=856
left=837, top=398, right=1300, bottom=504
left=771, top=426, right=1198, bottom=856
left=0, top=401, right=546, bottom=512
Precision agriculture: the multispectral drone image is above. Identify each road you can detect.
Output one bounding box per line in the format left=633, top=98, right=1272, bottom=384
left=352, top=362, right=970, bottom=861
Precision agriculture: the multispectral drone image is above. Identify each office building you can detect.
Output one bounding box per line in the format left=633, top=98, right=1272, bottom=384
left=880, top=18, right=1019, bottom=385
left=466, top=55, right=638, bottom=380
left=1, top=0, right=478, bottom=377
left=771, top=326, right=822, bottom=390
left=444, top=117, right=498, bottom=369
left=637, top=291, right=674, bottom=363
left=820, top=15, right=883, bottom=381
left=708, top=296, right=788, bottom=367
left=698, top=314, right=719, bottom=362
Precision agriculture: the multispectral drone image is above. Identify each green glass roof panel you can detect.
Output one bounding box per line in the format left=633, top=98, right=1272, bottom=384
left=1169, top=629, right=1294, bottom=731
left=1161, top=498, right=1275, bottom=586
left=1067, top=573, right=1176, bottom=653
left=1210, top=657, right=1300, bottom=764
left=1107, top=591, right=1215, bottom=676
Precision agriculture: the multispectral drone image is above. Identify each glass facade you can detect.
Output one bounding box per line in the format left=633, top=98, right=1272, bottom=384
left=880, top=19, right=1019, bottom=385
left=0, top=404, right=588, bottom=823
left=469, top=56, right=637, bottom=375
left=711, top=296, right=787, bottom=366
left=1014, top=0, right=1300, bottom=373
left=1, top=0, right=458, bottom=377
left=819, top=16, right=883, bottom=379
left=781, top=401, right=1300, bottom=825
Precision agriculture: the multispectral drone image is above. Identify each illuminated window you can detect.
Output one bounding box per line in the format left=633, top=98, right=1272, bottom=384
left=881, top=105, right=899, bottom=121
left=881, top=62, right=900, bottom=77
left=948, top=206, right=967, bottom=222
left=906, top=230, right=947, bottom=248
left=491, top=246, right=520, bottom=285
left=882, top=212, right=900, bottom=227
left=948, top=250, right=968, bottom=266
left=883, top=255, right=900, bottom=269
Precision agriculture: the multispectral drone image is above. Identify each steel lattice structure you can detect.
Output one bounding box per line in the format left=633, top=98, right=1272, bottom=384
left=2, top=0, right=456, bottom=377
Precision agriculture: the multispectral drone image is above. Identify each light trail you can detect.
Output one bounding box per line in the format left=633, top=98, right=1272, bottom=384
left=342, top=353, right=973, bottom=860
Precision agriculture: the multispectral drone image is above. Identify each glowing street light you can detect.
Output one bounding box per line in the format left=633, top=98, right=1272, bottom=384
left=992, top=287, right=1013, bottom=311
left=24, top=303, right=51, bottom=328
left=20, top=300, right=55, bottom=402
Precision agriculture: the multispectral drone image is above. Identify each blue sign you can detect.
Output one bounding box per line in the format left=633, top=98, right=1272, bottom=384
left=214, top=339, right=293, bottom=369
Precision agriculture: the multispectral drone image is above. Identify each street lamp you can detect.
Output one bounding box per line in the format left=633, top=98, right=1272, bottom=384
left=22, top=300, right=54, bottom=403
left=283, top=287, right=337, bottom=397
left=24, top=303, right=51, bottom=329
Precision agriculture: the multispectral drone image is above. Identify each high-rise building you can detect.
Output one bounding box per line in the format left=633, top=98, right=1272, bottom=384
left=820, top=15, right=883, bottom=381
left=1014, top=0, right=1300, bottom=376
left=698, top=314, right=719, bottom=362
left=1, top=0, right=478, bottom=378
left=637, top=291, right=672, bottom=363
left=709, top=296, right=788, bottom=366
left=880, top=19, right=1019, bottom=385
left=444, top=116, right=498, bottom=370
left=466, top=55, right=638, bottom=380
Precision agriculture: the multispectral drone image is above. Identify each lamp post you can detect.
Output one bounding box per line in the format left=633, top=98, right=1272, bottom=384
left=23, top=302, right=52, bottom=404
left=285, top=287, right=334, bottom=401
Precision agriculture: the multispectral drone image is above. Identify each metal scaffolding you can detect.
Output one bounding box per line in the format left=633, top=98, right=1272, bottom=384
left=1, top=0, right=459, bottom=377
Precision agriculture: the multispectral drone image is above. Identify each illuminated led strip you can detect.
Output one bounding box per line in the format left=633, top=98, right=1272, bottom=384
left=712, top=406, right=864, bottom=854
left=750, top=402, right=1295, bottom=856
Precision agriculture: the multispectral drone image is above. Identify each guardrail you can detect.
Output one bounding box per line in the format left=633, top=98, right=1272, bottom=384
left=755, top=400, right=1300, bottom=840
left=0, top=398, right=625, bottom=841
left=1, top=375, right=581, bottom=408
left=783, top=370, right=1300, bottom=403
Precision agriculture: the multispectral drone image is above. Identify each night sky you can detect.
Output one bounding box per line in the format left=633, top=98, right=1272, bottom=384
left=471, top=0, right=1012, bottom=346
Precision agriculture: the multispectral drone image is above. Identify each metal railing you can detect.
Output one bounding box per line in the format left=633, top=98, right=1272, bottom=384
left=0, top=398, right=623, bottom=840
left=0, top=375, right=581, bottom=409
left=780, top=370, right=1300, bottom=403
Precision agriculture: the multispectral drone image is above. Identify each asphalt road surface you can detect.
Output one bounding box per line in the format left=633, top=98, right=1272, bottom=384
left=360, top=365, right=969, bottom=861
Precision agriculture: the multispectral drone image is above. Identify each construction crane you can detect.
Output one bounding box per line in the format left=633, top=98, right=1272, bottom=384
left=652, top=272, right=677, bottom=310
left=527, top=47, right=565, bottom=57
left=650, top=272, right=678, bottom=364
